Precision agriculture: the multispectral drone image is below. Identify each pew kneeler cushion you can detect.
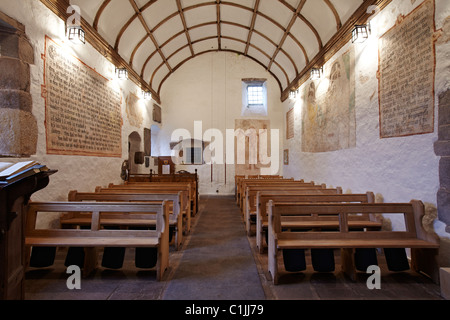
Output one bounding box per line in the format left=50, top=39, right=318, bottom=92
left=311, top=249, right=335, bottom=272
left=283, top=249, right=306, bottom=272
left=384, top=248, right=410, bottom=272
left=29, top=247, right=57, bottom=268
left=64, top=247, right=85, bottom=268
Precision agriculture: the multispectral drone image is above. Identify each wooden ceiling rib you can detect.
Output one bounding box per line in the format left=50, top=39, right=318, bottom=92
left=129, top=0, right=172, bottom=73
left=279, top=0, right=323, bottom=50
left=216, top=0, right=221, bottom=50
left=176, top=0, right=195, bottom=56
left=93, top=0, right=110, bottom=31
left=244, top=0, right=259, bottom=55
left=324, top=0, right=343, bottom=30
left=40, top=0, right=392, bottom=103
left=268, top=0, right=306, bottom=71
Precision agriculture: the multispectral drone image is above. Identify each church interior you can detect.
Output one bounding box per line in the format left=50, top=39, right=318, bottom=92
left=0, top=0, right=450, bottom=304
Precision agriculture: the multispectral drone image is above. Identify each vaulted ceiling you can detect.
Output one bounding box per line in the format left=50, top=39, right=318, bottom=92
left=42, top=0, right=390, bottom=103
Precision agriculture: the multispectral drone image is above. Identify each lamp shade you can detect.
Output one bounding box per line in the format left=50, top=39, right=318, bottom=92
left=116, top=68, right=128, bottom=80
left=352, top=25, right=370, bottom=43
left=67, top=26, right=85, bottom=44
left=310, top=67, right=323, bottom=80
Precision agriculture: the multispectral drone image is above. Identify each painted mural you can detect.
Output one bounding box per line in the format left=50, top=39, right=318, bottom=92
left=301, top=48, right=356, bottom=153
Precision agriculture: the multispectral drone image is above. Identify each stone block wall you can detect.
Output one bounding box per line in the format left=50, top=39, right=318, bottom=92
left=0, top=24, right=37, bottom=157
left=435, top=89, right=450, bottom=233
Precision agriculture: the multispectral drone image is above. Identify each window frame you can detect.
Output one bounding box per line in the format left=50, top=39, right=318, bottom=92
left=242, top=79, right=268, bottom=116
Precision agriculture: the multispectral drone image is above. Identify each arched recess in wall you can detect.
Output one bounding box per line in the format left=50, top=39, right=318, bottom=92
left=128, top=131, right=142, bottom=174
left=0, top=11, right=37, bottom=157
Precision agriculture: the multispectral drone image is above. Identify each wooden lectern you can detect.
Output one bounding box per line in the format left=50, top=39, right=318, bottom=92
left=0, top=170, right=56, bottom=300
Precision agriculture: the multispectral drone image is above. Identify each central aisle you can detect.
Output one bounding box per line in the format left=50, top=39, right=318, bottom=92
left=162, top=195, right=266, bottom=300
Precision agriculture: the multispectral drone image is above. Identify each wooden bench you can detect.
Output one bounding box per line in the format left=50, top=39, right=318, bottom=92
left=240, top=180, right=314, bottom=210
left=234, top=175, right=246, bottom=200
left=25, top=201, right=170, bottom=280
left=128, top=171, right=199, bottom=215
left=126, top=181, right=197, bottom=216
left=237, top=177, right=294, bottom=203
left=267, top=201, right=440, bottom=285
left=114, top=181, right=194, bottom=214
left=97, top=184, right=192, bottom=234
left=236, top=178, right=294, bottom=205
left=243, top=184, right=338, bottom=235
left=255, top=192, right=380, bottom=253
left=62, top=191, right=184, bottom=250
left=241, top=181, right=326, bottom=220
left=235, top=175, right=282, bottom=199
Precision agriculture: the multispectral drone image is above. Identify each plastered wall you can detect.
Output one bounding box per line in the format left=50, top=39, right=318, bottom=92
left=158, top=51, right=284, bottom=195
left=0, top=0, right=159, bottom=217
left=283, top=0, right=450, bottom=259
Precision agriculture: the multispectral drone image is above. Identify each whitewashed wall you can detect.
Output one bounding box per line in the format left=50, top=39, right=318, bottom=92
left=0, top=0, right=159, bottom=211
left=283, top=0, right=450, bottom=249
left=158, top=52, right=284, bottom=195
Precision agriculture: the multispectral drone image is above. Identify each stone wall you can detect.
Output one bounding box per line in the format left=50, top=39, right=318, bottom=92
left=0, top=21, right=37, bottom=157
left=435, top=90, right=450, bottom=233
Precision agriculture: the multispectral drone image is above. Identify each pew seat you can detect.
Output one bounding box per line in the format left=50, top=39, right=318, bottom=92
left=25, top=201, right=170, bottom=280
left=267, top=201, right=440, bottom=285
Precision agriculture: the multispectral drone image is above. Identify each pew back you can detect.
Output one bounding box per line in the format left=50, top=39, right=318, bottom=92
left=267, top=201, right=440, bottom=284
left=63, top=191, right=183, bottom=250
left=25, top=201, right=170, bottom=280
left=96, top=185, right=191, bottom=233
left=254, top=192, right=377, bottom=252
left=244, top=186, right=342, bottom=235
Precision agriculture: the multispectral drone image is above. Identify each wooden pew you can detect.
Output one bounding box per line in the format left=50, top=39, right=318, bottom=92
left=97, top=184, right=192, bottom=234
left=25, top=201, right=170, bottom=280
left=234, top=175, right=246, bottom=200
left=235, top=175, right=282, bottom=200
left=125, top=182, right=196, bottom=215
left=242, top=182, right=327, bottom=227
left=255, top=192, right=379, bottom=253
left=62, top=191, right=184, bottom=250
left=128, top=171, right=199, bottom=215
left=267, top=201, right=440, bottom=284
left=119, top=181, right=195, bottom=216
left=239, top=179, right=308, bottom=210
left=259, top=175, right=283, bottom=179
left=236, top=178, right=294, bottom=205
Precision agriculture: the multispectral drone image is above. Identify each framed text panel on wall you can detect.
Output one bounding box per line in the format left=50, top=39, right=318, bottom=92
left=378, top=0, right=437, bottom=138
left=42, top=36, right=122, bottom=157
left=153, top=104, right=162, bottom=123
left=286, top=108, right=294, bottom=140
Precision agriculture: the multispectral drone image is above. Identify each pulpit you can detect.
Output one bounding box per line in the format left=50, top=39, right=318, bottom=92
left=0, top=170, right=56, bottom=300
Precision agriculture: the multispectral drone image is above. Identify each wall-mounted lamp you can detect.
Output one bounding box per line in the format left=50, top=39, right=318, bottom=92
left=289, top=90, right=296, bottom=100
left=352, top=24, right=371, bottom=43
left=143, top=91, right=152, bottom=100
left=67, top=26, right=85, bottom=44
left=116, top=68, right=128, bottom=80
left=310, top=67, right=323, bottom=80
